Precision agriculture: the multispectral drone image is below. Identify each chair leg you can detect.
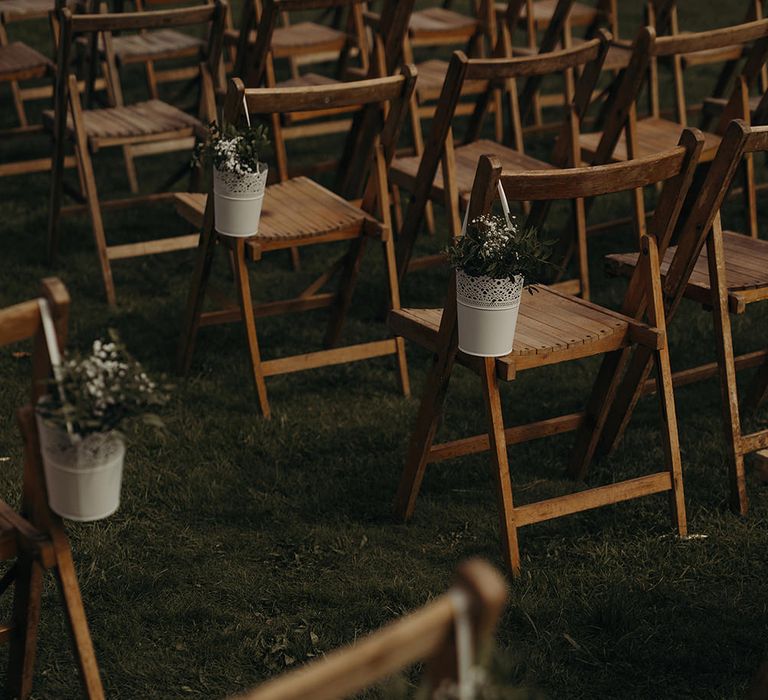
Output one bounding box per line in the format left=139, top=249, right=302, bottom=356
left=10, top=79, right=28, bottom=128
left=743, top=153, right=758, bottom=239
left=394, top=337, right=457, bottom=521
left=232, top=239, right=270, bottom=418
left=121, top=145, right=139, bottom=195
left=50, top=528, right=105, bottom=700
left=324, top=237, right=367, bottom=349
left=6, top=552, right=43, bottom=700
left=47, top=130, right=68, bottom=266
left=706, top=233, right=749, bottom=515
left=382, top=235, right=410, bottom=398
left=744, top=354, right=768, bottom=413
left=480, top=357, right=521, bottom=577
left=76, top=140, right=117, bottom=306
left=652, top=347, right=687, bottom=537
left=144, top=59, right=159, bottom=100
left=178, top=213, right=217, bottom=376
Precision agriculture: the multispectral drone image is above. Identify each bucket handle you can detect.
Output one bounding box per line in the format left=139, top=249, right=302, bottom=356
left=460, top=181, right=514, bottom=237
left=38, top=298, right=75, bottom=439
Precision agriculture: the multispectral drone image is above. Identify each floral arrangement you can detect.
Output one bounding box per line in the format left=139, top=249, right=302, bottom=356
left=446, top=214, right=555, bottom=283
left=193, top=121, right=270, bottom=175
left=37, top=332, right=169, bottom=437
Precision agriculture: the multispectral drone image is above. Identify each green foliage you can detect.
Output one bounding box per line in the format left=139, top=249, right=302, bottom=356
left=37, top=330, right=170, bottom=437
left=192, top=121, right=271, bottom=175
left=445, top=214, right=556, bottom=283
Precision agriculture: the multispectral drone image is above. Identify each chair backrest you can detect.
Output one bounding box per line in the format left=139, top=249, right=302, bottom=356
left=465, top=128, right=704, bottom=317
left=396, top=32, right=611, bottom=275
left=656, top=120, right=768, bottom=319
left=236, top=0, right=368, bottom=88
left=229, top=559, right=508, bottom=700
left=222, top=66, right=417, bottom=215
left=0, top=279, right=69, bottom=522
left=52, top=1, right=227, bottom=120
left=0, top=278, right=69, bottom=403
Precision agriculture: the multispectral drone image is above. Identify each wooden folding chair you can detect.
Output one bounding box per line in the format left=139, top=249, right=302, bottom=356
left=237, top=0, right=413, bottom=186
left=394, top=28, right=612, bottom=301
left=580, top=17, right=768, bottom=239
left=80, top=0, right=214, bottom=102
left=389, top=130, right=704, bottom=577
left=589, top=121, right=768, bottom=517
left=230, top=559, right=507, bottom=700
left=0, top=38, right=56, bottom=177
left=0, top=0, right=57, bottom=129
left=45, top=1, right=227, bottom=306
left=0, top=278, right=104, bottom=699
left=176, top=70, right=416, bottom=418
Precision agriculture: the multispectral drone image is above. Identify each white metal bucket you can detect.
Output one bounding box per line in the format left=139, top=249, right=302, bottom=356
left=213, top=163, right=268, bottom=238
left=456, top=271, right=524, bottom=357
left=35, top=414, right=125, bottom=522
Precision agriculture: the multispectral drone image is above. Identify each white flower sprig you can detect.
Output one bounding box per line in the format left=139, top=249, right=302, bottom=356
left=446, top=213, right=556, bottom=283
left=193, top=121, right=270, bottom=176
left=38, top=331, right=169, bottom=437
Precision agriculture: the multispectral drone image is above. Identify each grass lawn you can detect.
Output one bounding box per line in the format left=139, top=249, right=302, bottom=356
left=2, top=1, right=768, bottom=697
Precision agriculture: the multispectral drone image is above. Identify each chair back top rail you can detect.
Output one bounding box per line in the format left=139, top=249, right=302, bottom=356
left=498, top=143, right=691, bottom=201
left=238, top=70, right=414, bottom=114
left=231, top=560, right=508, bottom=700
left=461, top=34, right=606, bottom=81
left=61, top=2, right=222, bottom=32
left=654, top=15, right=768, bottom=57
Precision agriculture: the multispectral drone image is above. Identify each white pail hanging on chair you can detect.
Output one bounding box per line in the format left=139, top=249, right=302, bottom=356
left=455, top=181, right=525, bottom=358
left=456, top=271, right=524, bottom=357
left=35, top=415, right=125, bottom=522
left=213, top=163, right=268, bottom=238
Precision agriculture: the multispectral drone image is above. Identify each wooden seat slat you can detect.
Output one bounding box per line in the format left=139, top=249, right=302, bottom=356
left=0, top=42, right=51, bottom=81
left=112, top=29, right=204, bottom=63
left=607, top=232, right=768, bottom=306
left=392, top=287, right=633, bottom=361
left=580, top=117, right=723, bottom=162
left=415, top=59, right=487, bottom=100
left=43, top=99, right=200, bottom=142
left=391, top=139, right=553, bottom=202
left=409, top=7, right=478, bottom=36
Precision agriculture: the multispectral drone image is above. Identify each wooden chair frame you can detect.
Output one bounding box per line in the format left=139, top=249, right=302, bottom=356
left=87, top=0, right=215, bottom=102
left=177, top=70, right=416, bottom=418
left=506, top=0, right=619, bottom=126
left=581, top=17, right=768, bottom=240
left=0, top=0, right=56, bottom=131
left=582, top=120, right=768, bottom=517
left=390, top=131, right=704, bottom=577
left=0, top=278, right=104, bottom=699
left=394, top=28, right=611, bottom=302
left=230, top=559, right=507, bottom=700
left=46, top=1, right=227, bottom=306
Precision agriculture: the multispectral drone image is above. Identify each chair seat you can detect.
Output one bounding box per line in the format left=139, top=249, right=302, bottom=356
left=391, top=139, right=553, bottom=203
left=225, top=21, right=347, bottom=56
left=681, top=43, right=744, bottom=67
left=414, top=58, right=487, bottom=100
left=409, top=7, right=478, bottom=40
left=0, top=0, right=52, bottom=21
left=496, top=0, right=598, bottom=27
left=111, top=29, right=205, bottom=63
left=389, top=286, right=645, bottom=376
left=579, top=117, right=722, bottom=163
left=606, top=231, right=768, bottom=314
left=43, top=99, right=202, bottom=147
left=278, top=72, right=339, bottom=88
left=0, top=41, right=51, bottom=82
left=703, top=93, right=762, bottom=119
left=175, top=177, right=375, bottom=256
